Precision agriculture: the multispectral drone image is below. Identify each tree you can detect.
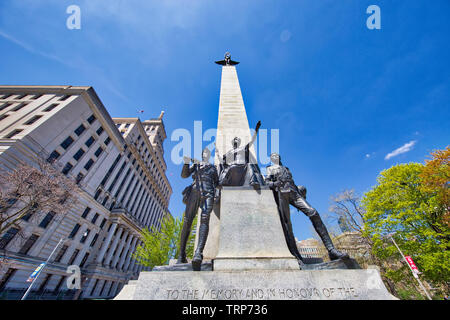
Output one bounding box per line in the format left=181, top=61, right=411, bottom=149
left=132, top=214, right=197, bottom=269
left=328, top=189, right=399, bottom=294
left=419, top=146, right=449, bottom=229
left=362, top=162, right=450, bottom=295
left=0, top=159, right=78, bottom=235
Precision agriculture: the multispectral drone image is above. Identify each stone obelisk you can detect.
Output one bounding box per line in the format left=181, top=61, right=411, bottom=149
left=196, top=54, right=257, bottom=260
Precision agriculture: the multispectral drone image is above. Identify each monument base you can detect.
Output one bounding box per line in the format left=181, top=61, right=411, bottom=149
left=114, top=267, right=397, bottom=300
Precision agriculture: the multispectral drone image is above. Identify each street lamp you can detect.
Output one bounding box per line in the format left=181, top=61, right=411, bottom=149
left=383, top=232, right=432, bottom=300
left=21, top=231, right=88, bottom=300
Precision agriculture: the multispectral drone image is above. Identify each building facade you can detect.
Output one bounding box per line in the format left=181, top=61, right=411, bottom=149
left=0, top=86, right=172, bottom=299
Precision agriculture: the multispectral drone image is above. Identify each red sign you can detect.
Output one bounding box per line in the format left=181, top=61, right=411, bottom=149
left=405, top=255, right=419, bottom=272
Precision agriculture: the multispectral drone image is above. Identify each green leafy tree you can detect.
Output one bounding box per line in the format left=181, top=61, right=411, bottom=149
left=132, top=213, right=197, bottom=269
left=362, top=162, right=450, bottom=295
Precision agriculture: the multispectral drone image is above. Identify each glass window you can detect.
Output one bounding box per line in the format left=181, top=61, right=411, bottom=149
left=74, top=124, right=86, bottom=136
left=0, top=227, right=19, bottom=249
left=68, top=249, right=79, bottom=264
left=96, top=126, right=104, bottom=135
left=73, top=148, right=85, bottom=161
left=47, top=150, right=60, bottom=163
left=60, top=136, right=74, bottom=150
left=68, top=224, right=80, bottom=239
left=91, top=213, right=99, bottom=224
left=18, top=234, right=39, bottom=255
left=87, top=114, right=96, bottom=124
left=54, top=245, right=68, bottom=262
left=80, top=229, right=89, bottom=243
left=43, top=103, right=58, bottom=112
left=62, top=162, right=73, bottom=175
left=85, top=136, right=95, bottom=147
left=81, top=207, right=91, bottom=219
left=38, top=212, right=55, bottom=229
left=94, top=146, right=103, bottom=157
left=25, top=115, right=42, bottom=125
left=5, top=129, right=23, bottom=139
left=84, top=159, right=94, bottom=171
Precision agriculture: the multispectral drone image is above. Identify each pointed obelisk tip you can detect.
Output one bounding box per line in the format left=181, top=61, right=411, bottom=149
left=158, top=111, right=164, bottom=119
left=215, top=52, right=239, bottom=66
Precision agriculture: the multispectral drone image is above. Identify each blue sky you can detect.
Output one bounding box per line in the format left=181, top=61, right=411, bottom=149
left=0, top=0, right=449, bottom=240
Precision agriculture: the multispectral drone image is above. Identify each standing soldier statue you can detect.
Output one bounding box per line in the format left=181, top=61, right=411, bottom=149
left=177, top=148, right=219, bottom=271
left=265, top=153, right=349, bottom=262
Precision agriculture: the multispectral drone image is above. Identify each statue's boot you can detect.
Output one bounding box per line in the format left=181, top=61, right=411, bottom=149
left=177, top=222, right=191, bottom=264
left=309, top=213, right=349, bottom=261
left=192, top=223, right=208, bottom=271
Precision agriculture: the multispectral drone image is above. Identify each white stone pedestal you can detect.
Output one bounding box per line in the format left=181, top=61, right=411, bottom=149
left=213, top=187, right=299, bottom=271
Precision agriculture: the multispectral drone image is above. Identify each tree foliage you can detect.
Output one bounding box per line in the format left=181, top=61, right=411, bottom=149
left=362, top=162, right=450, bottom=289
left=132, top=213, right=197, bottom=269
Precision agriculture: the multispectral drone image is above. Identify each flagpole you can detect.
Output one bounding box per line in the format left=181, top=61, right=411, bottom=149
left=21, top=237, right=65, bottom=300
left=388, top=234, right=432, bottom=300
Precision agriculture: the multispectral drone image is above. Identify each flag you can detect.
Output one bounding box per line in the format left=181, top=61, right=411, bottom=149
left=27, top=263, right=46, bottom=282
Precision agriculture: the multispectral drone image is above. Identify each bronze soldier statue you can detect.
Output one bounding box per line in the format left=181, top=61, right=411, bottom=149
left=177, top=148, right=219, bottom=271
left=218, top=120, right=265, bottom=187
left=265, top=153, right=349, bottom=261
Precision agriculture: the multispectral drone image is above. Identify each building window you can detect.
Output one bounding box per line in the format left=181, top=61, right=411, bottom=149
left=81, top=207, right=91, bottom=219
left=84, top=159, right=94, bottom=171
left=79, top=253, right=90, bottom=268
left=37, top=274, right=52, bottom=293
left=68, top=249, right=79, bottom=265
left=0, top=268, right=17, bottom=291
left=87, top=114, right=96, bottom=124
left=21, top=211, right=33, bottom=222
left=96, top=126, right=104, bottom=135
left=104, top=137, right=111, bottom=146
left=91, top=213, right=99, bottom=224
left=60, top=136, right=74, bottom=150
left=24, top=115, right=42, bottom=125
left=38, top=212, right=55, bottom=229
left=94, top=146, right=103, bottom=157
left=5, top=129, right=23, bottom=139
left=76, top=173, right=84, bottom=184
left=43, top=103, right=58, bottom=112
left=99, top=218, right=106, bottom=229
left=73, top=148, right=85, bottom=161
left=18, top=234, right=39, bottom=255
left=0, top=114, right=8, bottom=122
left=47, top=150, right=60, bottom=163
left=54, top=245, right=68, bottom=262
left=107, top=282, right=115, bottom=296
left=32, top=94, right=43, bottom=100
left=53, top=276, right=66, bottom=294
left=0, top=102, right=13, bottom=110
left=100, top=154, right=121, bottom=187
left=90, top=279, right=99, bottom=296
left=85, top=136, right=95, bottom=147
left=68, top=223, right=81, bottom=239
left=90, top=233, right=99, bottom=247
left=62, top=162, right=73, bottom=175
left=12, top=102, right=27, bottom=111
left=0, top=227, right=20, bottom=249
left=74, top=124, right=86, bottom=136
left=94, top=189, right=102, bottom=200
left=59, top=95, right=71, bottom=101
left=80, top=229, right=90, bottom=243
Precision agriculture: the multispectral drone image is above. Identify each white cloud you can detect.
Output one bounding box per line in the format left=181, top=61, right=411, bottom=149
left=385, top=140, right=417, bottom=160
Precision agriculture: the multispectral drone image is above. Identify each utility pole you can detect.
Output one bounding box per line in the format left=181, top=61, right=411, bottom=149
left=388, top=234, right=432, bottom=300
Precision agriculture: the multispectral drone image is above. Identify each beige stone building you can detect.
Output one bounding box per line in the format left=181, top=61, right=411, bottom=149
left=0, top=86, right=172, bottom=299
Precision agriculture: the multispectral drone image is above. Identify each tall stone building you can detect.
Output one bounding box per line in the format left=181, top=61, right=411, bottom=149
left=0, top=86, right=172, bottom=299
